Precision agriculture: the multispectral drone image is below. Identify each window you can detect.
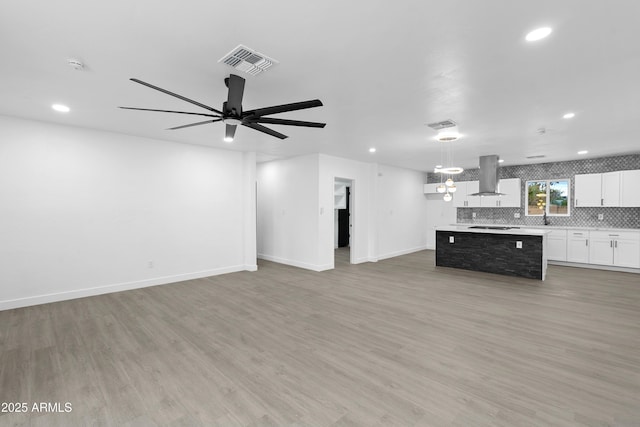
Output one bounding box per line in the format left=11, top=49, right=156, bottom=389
left=526, top=179, right=570, bottom=216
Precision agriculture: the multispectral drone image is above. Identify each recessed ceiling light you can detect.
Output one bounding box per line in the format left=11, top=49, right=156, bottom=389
left=51, top=104, right=70, bottom=113
left=525, top=27, right=552, bottom=42
left=563, top=112, right=575, bottom=119
left=223, top=136, right=234, bottom=143
left=577, top=150, right=588, bottom=155
left=435, top=164, right=442, bottom=168
left=498, top=159, right=505, bottom=163
left=369, top=147, right=376, bottom=153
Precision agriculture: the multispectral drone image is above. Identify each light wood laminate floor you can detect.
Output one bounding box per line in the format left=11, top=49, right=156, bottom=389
left=1, top=250, right=639, bottom=426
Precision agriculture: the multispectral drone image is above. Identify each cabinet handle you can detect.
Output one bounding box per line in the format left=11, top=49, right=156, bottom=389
left=585, top=239, right=588, bottom=246
left=576, top=199, right=578, bottom=206
left=615, top=240, right=618, bottom=248
left=601, top=198, right=604, bottom=206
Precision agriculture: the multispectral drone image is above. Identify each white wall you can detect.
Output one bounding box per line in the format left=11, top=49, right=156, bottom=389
left=376, top=164, right=429, bottom=259
left=425, top=195, right=457, bottom=249
left=318, top=154, right=378, bottom=268
left=256, top=154, right=321, bottom=270
left=259, top=154, right=434, bottom=272
left=0, top=115, right=256, bottom=310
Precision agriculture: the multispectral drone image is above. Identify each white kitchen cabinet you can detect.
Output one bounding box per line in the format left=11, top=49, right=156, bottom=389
left=574, top=173, right=603, bottom=207
left=567, top=230, right=590, bottom=263
left=452, top=181, right=481, bottom=207
left=620, top=169, right=640, bottom=207
left=614, top=235, right=640, bottom=268
left=589, top=230, right=640, bottom=268
left=480, top=178, right=521, bottom=207
left=499, top=178, right=522, bottom=207
left=574, top=171, right=632, bottom=207
left=465, top=181, right=481, bottom=207
left=424, top=183, right=439, bottom=194
left=588, top=232, right=615, bottom=265
left=546, top=229, right=568, bottom=261
left=601, top=172, right=621, bottom=206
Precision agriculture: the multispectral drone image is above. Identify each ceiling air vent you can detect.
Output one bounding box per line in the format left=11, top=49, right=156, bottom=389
left=427, top=119, right=457, bottom=130
left=218, top=44, right=278, bottom=76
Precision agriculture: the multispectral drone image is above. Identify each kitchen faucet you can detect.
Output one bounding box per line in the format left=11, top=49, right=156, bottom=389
left=543, top=210, right=551, bottom=226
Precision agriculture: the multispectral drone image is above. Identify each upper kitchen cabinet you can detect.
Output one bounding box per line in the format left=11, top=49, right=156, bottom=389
left=574, top=173, right=603, bottom=207
left=575, top=170, right=640, bottom=208
left=601, top=172, right=621, bottom=206
left=498, top=178, right=521, bottom=207
left=475, top=178, right=521, bottom=207
left=452, top=181, right=481, bottom=208
left=620, top=170, right=640, bottom=207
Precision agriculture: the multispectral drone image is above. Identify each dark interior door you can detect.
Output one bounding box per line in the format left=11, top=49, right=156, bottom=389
left=338, top=186, right=350, bottom=248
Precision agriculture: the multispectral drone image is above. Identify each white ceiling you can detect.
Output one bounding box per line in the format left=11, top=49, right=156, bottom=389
left=2, top=0, right=639, bottom=172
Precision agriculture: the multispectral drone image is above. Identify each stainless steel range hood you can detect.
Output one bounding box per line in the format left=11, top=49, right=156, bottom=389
left=469, top=155, right=505, bottom=196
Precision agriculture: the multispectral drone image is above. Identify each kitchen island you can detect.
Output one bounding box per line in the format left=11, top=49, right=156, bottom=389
left=435, top=225, right=550, bottom=280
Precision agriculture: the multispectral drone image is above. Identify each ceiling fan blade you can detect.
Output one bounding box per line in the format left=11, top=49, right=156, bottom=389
left=130, top=78, right=223, bottom=115
left=242, top=122, right=288, bottom=139
left=167, top=119, right=222, bottom=130
left=225, top=124, right=237, bottom=140
left=243, top=100, right=323, bottom=118
left=251, top=117, right=326, bottom=128
left=119, top=106, right=220, bottom=118
left=225, top=74, right=245, bottom=115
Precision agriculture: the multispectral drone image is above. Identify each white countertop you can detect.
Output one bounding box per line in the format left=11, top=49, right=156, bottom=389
left=455, top=223, right=640, bottom=233
left=436, top=225, right=550, bottom=236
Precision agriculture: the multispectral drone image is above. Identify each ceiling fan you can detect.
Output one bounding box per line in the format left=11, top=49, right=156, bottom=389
left=119, top=74, right=325, bottom=141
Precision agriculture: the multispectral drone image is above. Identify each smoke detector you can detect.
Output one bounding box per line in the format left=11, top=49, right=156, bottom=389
left=67, top=58, right=84, bottom=71
left=218, top=44, right=278, bottom=76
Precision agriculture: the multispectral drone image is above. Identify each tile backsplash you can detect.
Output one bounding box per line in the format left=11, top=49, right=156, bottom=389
left=427, top=154, right=640, bottom=229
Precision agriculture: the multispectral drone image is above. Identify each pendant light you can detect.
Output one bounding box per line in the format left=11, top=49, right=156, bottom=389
left=433, top=124, right=464, bottom=202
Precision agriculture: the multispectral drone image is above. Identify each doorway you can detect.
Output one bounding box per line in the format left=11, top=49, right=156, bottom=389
left=334, top=178, right=353, bottom=267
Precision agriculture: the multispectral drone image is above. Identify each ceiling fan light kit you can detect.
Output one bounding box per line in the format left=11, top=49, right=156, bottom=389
left=119, top=74, right=325, bottom=141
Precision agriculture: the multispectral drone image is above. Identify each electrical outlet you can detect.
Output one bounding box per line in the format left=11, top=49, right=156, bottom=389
left=449, top=236, right=455, bottom=243
left=516, top=241, right=523, bottom=249
left=472, top=212, right=477, bottom=218
left=598, top=213, right=604, bottom=221
left=514, top=212, right=521, bottom=219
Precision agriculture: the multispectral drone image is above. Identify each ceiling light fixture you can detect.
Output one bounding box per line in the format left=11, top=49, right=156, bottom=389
left=435, top=130, right=461, bottom=142
left=498, top=159, right=505, bottom=163
left=526, top=27, right=552, bottom=42
left=369, top=147, right=376, bottom=153
left=51, top=104, right=70, bottom=113
left=223, top=136, right=234, bottom=143
left=432, top=123, right=464, bottom=201
left=577, top=150, right=588, bottom=155
left=563, top=112, right=575, bottom=119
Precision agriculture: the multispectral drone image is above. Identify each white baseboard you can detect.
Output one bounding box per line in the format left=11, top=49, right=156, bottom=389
left=377, top=245, right=428, bottom=261
left=0, top=265, right=250, bottom=311
left=549, top=260, right=640, bottom=274
left=244, top=264, right=258, bottom=272
left=258, top=253, right=332, bottom=272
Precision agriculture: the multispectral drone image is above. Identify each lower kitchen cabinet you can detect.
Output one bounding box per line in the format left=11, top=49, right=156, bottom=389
left=546, top=229, right=567, bottom=261
left=589, top=230, right=640, bottom=268
left=567, top=230, right=590, bottom=263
